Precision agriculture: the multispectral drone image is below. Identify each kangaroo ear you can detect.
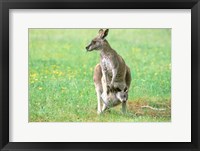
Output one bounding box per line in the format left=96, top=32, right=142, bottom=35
left=99, top=29, right=109, bottom=39
left=114, top=87, right=121, bottom=92
left=102, top=29, right=109, bottom=39
left=98, top=29, right=104, bottom=34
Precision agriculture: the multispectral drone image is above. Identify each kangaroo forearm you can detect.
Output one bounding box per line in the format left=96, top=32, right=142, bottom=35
left=102, top=70, right=109, bottom=85
left=111, top=68, right=117, bottom=85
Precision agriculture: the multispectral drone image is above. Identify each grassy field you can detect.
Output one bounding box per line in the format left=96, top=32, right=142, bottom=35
left=29, top=29, right=171, bottom=122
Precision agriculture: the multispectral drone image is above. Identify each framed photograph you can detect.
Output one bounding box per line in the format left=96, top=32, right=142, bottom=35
left=0, top=0, right=199, bottom=150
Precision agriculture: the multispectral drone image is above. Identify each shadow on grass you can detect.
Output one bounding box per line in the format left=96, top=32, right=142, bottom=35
left=94, top=99, right=171, bottom=122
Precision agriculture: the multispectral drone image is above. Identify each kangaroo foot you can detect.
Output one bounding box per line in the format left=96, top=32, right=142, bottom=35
left=97, top=110, right=102, bottom=115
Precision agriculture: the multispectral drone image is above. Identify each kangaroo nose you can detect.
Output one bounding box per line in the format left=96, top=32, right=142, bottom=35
left=86, top=46, right=91, bottom=51
left=122, top=100, right=127, bottom=103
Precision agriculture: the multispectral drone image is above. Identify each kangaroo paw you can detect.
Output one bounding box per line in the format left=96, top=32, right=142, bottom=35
left=107, top=84, right=115, bottom=93
left=97, top=110, right=101, bottom=115
left=107, top=85, right=111, bottom=94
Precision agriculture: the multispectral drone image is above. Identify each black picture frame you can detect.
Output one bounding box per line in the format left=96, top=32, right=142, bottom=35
left=0, top=0, right=200, bottom=151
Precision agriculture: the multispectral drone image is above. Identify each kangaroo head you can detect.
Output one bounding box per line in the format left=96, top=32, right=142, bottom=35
left=115, top=87, right=129, bottom=103
left=86, top=29, right=109, bottom=51
left=107, top=86, right=129, bottom=103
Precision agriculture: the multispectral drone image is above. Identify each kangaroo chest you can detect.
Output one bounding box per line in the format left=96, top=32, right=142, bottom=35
left=101, top=57, right=113, bottom=71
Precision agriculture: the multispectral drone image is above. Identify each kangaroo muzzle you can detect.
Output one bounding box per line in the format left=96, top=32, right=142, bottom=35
left=121, top=98, right=127, bottom=103
left=86, top=44, right=92, bottom=51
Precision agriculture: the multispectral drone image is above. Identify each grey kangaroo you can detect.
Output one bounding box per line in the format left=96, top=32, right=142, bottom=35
left=93, top=63, right=131, bottom=114
left=86, top=29, right=131, bottom=114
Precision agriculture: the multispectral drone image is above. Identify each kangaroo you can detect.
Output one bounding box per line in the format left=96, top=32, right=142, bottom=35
left=86, top=29, right=130, bottom=104
left=86, top=29, right=131, bottom=113
left=93, top=63, right=131, bottom=114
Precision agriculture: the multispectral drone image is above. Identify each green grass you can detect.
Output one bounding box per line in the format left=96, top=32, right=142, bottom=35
left=29, top=29, right=171, bottom=122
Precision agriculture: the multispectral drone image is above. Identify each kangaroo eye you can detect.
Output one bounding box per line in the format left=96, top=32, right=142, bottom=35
left=92, top=40, right=96, bottom=44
